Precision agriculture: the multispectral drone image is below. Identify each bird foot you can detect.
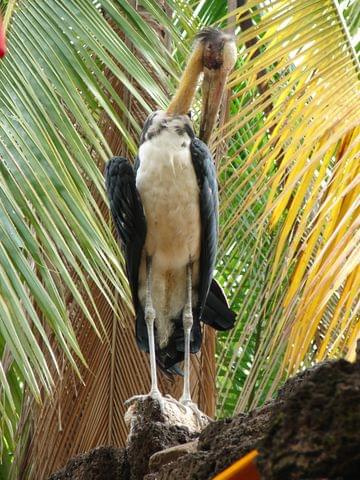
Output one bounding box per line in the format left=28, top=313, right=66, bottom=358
left=124, top=393, right=210, bottom=433
left=124, top=391, right=188, bottom=415
left=179, top=399, right=211, bottom=429
left=163, top=394, right=188, bottom=414
left=124, top=390, right=164, bottom=409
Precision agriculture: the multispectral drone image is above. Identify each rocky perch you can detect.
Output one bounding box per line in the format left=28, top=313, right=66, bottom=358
left=49, top=357, right=360, bottom=480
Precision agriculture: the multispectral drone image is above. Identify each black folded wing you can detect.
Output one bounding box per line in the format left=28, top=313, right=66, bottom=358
left=190, top=139, right=235, bottom=331
left=105, top=157, right=147, bottom=346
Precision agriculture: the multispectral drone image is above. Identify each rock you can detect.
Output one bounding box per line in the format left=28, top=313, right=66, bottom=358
left=48, top=446, right=129, bottom=480
left=48, top=359, right=360, bottom=480
left=150, top=401, right=274, bottom=479
left=199, top=401, right=274, bottom=457
left=125, top=397, right=202, bottom=480
left=145, top=359, right=360, bottom=480
left=149, top=439, right=199, bottom=473
left=258, top=359, right=360, bottom=479
left=125, top=396, right=210, bottom=433
left=148, top=450, right=213, bottom=480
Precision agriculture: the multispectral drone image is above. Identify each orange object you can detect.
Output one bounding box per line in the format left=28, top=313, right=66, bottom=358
left=212, top=450, right=260, bottom=480
left=0, top=17, right=6, bottom=58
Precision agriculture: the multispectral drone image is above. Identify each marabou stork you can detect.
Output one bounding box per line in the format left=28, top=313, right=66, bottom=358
left=106, top=29, right=237, bottom=413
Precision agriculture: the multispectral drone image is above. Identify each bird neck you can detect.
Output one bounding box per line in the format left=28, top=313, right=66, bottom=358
left=167, top=42, right=204, bottom=115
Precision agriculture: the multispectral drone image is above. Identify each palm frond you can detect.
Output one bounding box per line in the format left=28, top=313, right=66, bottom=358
left=215, top=0, right=359, bottom=415
left=0, top=1, right=212, bottom=476
left=0, top=0, right=178, bottom=464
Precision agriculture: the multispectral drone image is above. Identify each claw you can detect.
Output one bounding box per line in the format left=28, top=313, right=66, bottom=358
left=164, top=394, right=188, bottom=413
left=180, top=400, right=211, bottom=428
left=124, top=391, right=164, bottom=408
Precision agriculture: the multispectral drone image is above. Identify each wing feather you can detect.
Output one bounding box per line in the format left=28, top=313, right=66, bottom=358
left=105, top=156, right=146, bottom=319
left=190, top=139, right=235, bottom=332
left=190, top=138, right=218, bottom=318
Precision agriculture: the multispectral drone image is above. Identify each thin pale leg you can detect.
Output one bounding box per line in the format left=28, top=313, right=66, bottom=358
left=145, top=256, right=162, bottom=398
left=125, top=259, right=190, bottom=415
left=180, top=263, right=193, bottom=404
left=125, top=256, right=162, bottom=406
left=179, top=264, right=210, bottom=427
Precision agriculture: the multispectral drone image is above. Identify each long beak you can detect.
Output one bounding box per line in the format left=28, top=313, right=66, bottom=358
left=198, top=30, right=237, bottom=144
left=199, top=66, right=228, bottom=144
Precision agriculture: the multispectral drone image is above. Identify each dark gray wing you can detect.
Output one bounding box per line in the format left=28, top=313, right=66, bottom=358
left=190, top=139, right=235, bottom=330
left=190, top=138, right=218, bottom=318
left=105, top=156, right=146, bottom=318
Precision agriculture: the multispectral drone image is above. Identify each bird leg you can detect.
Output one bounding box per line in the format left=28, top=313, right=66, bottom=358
left=125, top=256, right=163, bottom=407
left=126, top=257, right=189, bottom=414
left=179, top=264, right=210, bottom=428
left=125, top=260, right=207, bottom=427
left=144, top=256, right=161, bottom=399
left=180, top=263, right=193, bottom=404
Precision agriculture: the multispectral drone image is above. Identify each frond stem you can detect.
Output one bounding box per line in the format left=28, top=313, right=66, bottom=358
left=332, top=0, right=360, bottom=76
left=3, top=0, right=16, bottom=33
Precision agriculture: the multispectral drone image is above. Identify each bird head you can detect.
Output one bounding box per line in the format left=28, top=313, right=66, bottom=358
left=165, top=28, right=236, bottom=145
left=197, top=28, right=237, bottom=143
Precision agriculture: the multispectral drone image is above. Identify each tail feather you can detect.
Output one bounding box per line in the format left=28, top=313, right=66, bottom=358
left=202, top=279, right=236, bottom=331
left=156, top=314, right=202, bottom=373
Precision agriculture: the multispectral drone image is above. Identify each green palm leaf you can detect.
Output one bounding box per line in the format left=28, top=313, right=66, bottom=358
left=215, top=0, right=359, bottom=415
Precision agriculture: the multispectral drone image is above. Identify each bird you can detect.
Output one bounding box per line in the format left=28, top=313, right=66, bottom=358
left=105, top=29, right=237, bottom=414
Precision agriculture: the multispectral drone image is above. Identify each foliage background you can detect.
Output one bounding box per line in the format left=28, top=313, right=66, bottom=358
left=0, top=0, right=359, bottom=478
